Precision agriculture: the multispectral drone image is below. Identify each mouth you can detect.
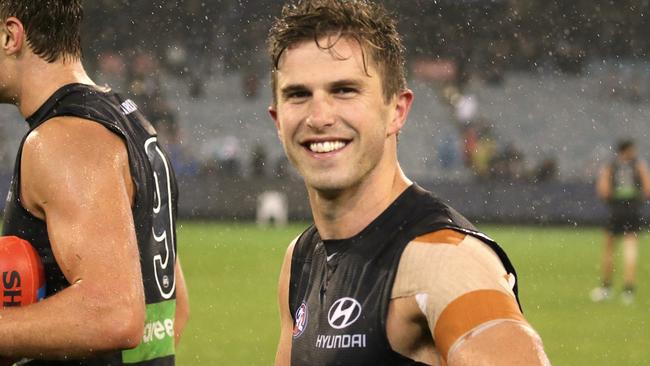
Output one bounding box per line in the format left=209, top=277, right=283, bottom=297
left=303, top=140, right=350, bottom=154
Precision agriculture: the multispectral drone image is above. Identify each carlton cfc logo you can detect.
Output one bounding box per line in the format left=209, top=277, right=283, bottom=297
left=328, top=297, right=362, bottom=329
left=293, top=302, right=308, bottom=338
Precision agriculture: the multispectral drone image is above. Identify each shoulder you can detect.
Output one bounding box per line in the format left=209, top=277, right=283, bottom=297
left=290, top=225, right=319, bottom=259
left=21, top=116, right=130, bottom=211
left=393, top=229, right=515, bottom=295
left=23, top=116, right=127, bottom=166
left=393, top=229, right=524, bottom=356
left=392, top=228, right=517, bottom=314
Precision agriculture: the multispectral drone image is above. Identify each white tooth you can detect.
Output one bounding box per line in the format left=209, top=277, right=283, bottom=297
left=309, top=141, right=346, bottom=153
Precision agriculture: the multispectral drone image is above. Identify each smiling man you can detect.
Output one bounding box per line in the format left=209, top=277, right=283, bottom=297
left=267, top=1, right=550, bottom=365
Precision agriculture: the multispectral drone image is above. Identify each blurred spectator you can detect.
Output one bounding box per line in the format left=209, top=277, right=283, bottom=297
left=199, top=135, right=242, bottom=177
left=128, top=52, right=178, bottom=135
left=251, top=144, right=268, bottom=177
left=274, top=156, right=290, bottom=180
left=491, top=143, right=526, bottom=181
left=96, top=51, right=127, bottom=91
left=437, top=137, right=460, bottom=170
left=158, top=125, right=199, bottom=179
left=532, top=157, right=559, bottom=183
left=256, top=191, right=289, bottom=227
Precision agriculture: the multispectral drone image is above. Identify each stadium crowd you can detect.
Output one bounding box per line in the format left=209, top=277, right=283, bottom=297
left=1, top=0, right=648, bottom=183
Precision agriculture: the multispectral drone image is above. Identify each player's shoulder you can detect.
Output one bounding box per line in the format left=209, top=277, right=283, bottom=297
left=24, top=116, right=127, bottom=162
left=393, top=229, right=513, bottom=297
left=407, top=228, right=501, bottom=264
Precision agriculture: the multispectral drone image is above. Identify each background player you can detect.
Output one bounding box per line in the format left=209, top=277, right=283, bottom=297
left=267, top=0, right=549, bottom=365
left=0, top=1, right=189, bottom=364
left=592, top=139, right=650, bottom=304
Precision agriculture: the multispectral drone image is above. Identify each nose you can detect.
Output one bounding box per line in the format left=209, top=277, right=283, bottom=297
left=305, top=92, right=335, bottom=130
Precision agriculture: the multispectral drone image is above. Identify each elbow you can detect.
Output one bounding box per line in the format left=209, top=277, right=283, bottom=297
left=114, top=309, right=146, bottom=350
left=99, top=299, right=146, bottom=351
left=106, top=305, right=145, bottom=350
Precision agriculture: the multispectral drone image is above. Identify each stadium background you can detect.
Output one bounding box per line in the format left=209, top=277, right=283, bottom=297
left=0, top=0, right=649, bottom=364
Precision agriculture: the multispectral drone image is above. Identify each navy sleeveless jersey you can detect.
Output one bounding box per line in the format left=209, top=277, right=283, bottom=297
left=289, top=184, right=520, bottom=365
left=2, top=84, right=179, bottom=366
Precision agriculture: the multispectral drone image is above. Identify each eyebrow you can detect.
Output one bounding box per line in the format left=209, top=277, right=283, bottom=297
left=329, top=79, right=364, bottom=89
left=280, top=84, right=309, bottom=99
left=280, top=78, right=365, bottom=97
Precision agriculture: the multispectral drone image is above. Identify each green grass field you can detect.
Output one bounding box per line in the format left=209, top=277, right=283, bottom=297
left=175, top=222, right=650, bottom=365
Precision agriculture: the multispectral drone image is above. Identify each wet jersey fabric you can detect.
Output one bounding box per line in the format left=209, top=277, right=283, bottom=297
left=2, top=83, right=178, bottom=366
left=611, top=158, right=642, bottom=201
left=288, top=184, right=520, bottom=366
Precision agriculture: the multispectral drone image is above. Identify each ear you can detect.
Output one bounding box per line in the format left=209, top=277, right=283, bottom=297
left=1, top=17, right=25, bottom=57
left=387, top=89, right=414, bottom=136
left=268, top=104, right=283, bottom=140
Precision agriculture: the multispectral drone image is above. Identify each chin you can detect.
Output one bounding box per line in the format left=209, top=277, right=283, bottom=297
left=304, top=174, right=357, bottom=196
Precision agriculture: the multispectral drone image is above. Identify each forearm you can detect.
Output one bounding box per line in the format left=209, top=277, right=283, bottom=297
left=0, top=280, right=144, bottom=359
left=174, top=260, right=190, bottom=345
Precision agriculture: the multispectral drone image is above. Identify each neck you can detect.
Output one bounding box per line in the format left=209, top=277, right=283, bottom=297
left=15, top=56, right=94, bottom=118
left=308, top=164, right=411, bottom=240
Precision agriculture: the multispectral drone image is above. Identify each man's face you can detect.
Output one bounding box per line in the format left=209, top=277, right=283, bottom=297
left=270, top=37, right=407, bottom=194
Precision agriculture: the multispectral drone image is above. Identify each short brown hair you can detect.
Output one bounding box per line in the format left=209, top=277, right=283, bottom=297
left=0, top=0, right=83, bottom=62
left=267, top=0, right=406, bottom=104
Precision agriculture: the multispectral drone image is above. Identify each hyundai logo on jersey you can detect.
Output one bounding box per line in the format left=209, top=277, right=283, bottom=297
left=328, top=297, right=362, bottom=329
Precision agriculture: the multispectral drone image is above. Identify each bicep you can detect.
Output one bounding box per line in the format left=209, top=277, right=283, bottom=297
left=396, top=234, right=534, bottom=362
left=447, top=320, right=550, bottom=366
left=22, top=118, right=142, bottom=295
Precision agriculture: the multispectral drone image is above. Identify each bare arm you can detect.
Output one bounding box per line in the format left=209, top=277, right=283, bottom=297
left=275, top=239, right=297, bottom=366
left=596, top=165, right=612, bottom=201
left=447, top=321, right=550, bottom=366
left=174, top=257, right=190, bottom=345
left=636, top=160, right=650, bottom=199
left=392, top=233, right=550, bottom=365
left=0, top=117, right=145, bottom=359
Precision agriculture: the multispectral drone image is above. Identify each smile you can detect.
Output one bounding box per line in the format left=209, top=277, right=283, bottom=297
left=307, top=140, right=348, bottom=153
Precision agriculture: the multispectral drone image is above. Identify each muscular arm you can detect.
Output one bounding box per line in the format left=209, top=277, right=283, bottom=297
left=174, top=257, right=190, bottom=345
left=0, top=117, right=145, bottom=359
left=447, top=320, right=550, bottom=366
left=275, top=239, right=297, bottom=366
left=390, top=231, right=549, bottom=365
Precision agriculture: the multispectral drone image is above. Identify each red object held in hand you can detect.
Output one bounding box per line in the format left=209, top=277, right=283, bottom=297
left=0, top=236, right=46, bottom=307
left=0, top=236, right=46, bottom=365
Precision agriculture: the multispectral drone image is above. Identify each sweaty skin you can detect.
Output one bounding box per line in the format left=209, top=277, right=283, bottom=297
left=0, top=15, right=189, bottom=359
left=271, top=37, right=549, bottom=366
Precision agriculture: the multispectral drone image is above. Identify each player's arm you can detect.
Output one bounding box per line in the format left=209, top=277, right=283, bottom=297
left=636, top=159, right=650, bottom=199
left=596, top=164, right=612, bottom=201
left=393, top=231, right=550, bottom=365
left=174, top=257, right=190, bottom=345
left=275, top=238, right=297, bottom=366
left=446, top=320, right=549, bottom=365
left=0, top=117, right=145, bottom=359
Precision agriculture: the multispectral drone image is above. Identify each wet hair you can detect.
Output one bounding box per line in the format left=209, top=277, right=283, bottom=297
left=0, top=0, right=83, bottom=62
left=267, top=0, right=406, bottom=104
left=617, top=139, right=635, bottom=153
